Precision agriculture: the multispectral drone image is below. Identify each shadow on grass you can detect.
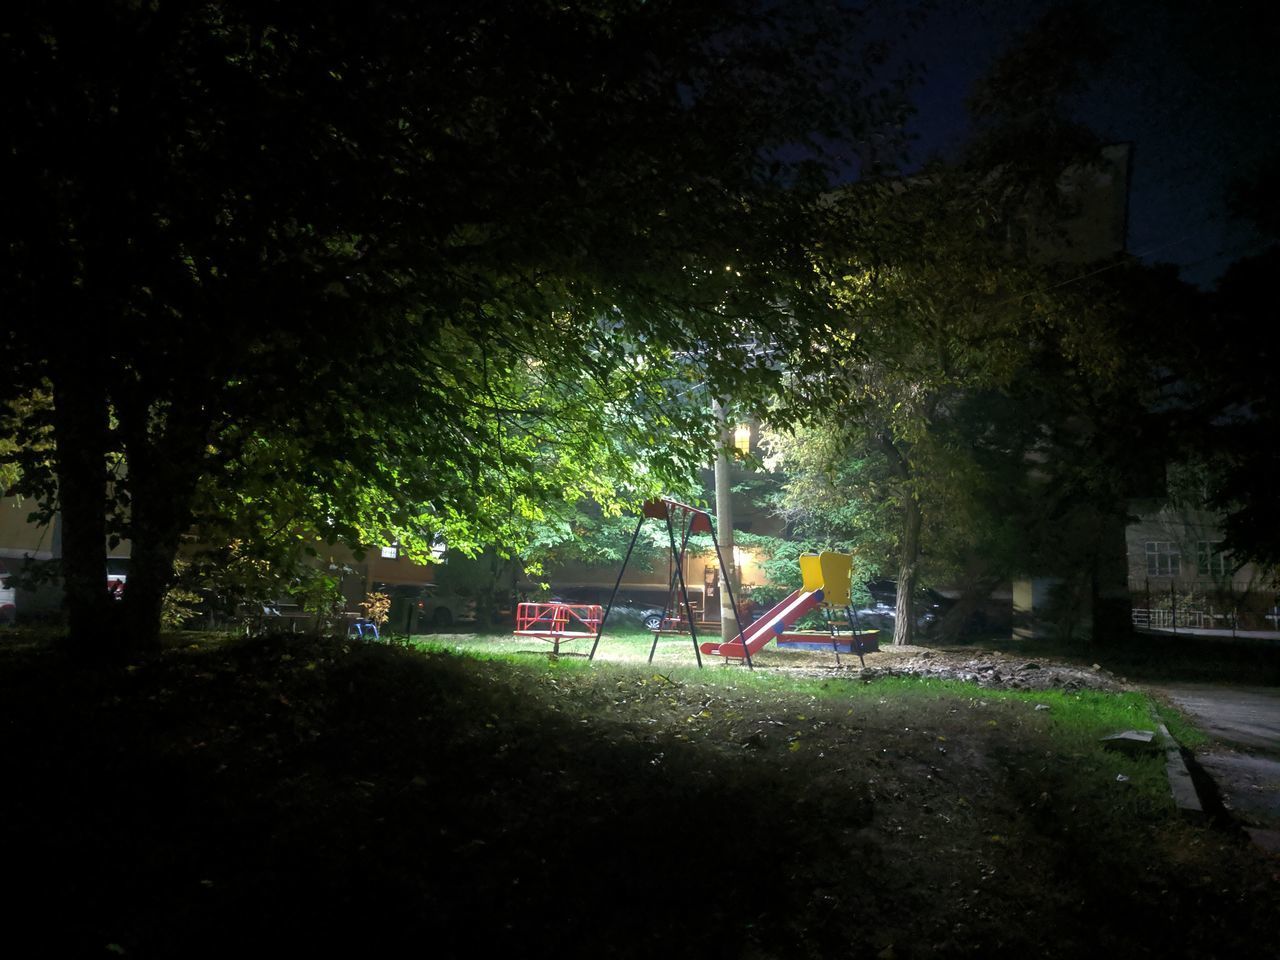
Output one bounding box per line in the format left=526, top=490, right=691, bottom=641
left=0, top=635, right=872, bottom=958
left=2, top=633, right=1277, bottom=958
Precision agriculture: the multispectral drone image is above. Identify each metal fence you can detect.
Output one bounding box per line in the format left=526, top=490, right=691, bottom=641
left=1127, top=576, right=1280, bottom=633
left=1130, top=603, right=1280, bottom=633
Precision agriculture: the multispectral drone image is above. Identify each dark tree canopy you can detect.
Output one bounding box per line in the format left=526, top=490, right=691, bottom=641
left=0, top=0, right=913, bottom=649
left=1162, top=247, right=1280, bottom=567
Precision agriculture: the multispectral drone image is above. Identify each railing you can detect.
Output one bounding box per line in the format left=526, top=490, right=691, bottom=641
left=1131, top=606, right=1280, bottom=632
left=1131, top=607, right=1220, bottom=629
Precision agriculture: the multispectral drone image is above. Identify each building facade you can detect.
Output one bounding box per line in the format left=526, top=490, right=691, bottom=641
left=1126, top=504, right=1278, bottom=631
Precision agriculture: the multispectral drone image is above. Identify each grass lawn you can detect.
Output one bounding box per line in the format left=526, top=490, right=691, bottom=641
left=1, top=629, right=1276, bottom=958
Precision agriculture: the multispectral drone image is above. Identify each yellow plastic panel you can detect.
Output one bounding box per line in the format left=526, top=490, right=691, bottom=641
left=799, top=553, right=823, bottom=593
left=818, top=551, right=852, bottom=607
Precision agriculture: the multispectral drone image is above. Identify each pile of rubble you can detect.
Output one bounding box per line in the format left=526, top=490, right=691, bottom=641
left=851, top=646, right=1130, bottom=692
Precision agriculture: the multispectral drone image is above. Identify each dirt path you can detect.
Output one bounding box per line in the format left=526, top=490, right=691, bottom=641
left=1154, top=684, right=1280, bottom=753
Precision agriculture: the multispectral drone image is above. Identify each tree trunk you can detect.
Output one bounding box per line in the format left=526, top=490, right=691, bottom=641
left=893, top=493, right=922, bottom=647
left=121, top=525, right=183, bottom=651
left=50, top=363, right=118, bottom=652
left=118, top=393, right=206, bottom=650
left=877, top=430, right=921, bottom=648
left=713, top=399, right=739, bottom=644
left=938, top=568, right=1000, bottom=645
left=1089, top=506, right=1133, bottom=643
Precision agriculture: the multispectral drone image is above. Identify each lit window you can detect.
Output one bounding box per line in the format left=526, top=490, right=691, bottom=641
left=380, top=545, right=399, bottom=559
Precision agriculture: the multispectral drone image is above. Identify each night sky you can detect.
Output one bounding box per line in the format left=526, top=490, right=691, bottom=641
left=904, top=0, right=1279, bottom=287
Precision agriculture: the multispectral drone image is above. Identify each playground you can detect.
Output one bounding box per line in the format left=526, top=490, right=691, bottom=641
left=514, top=497, right=881, bottom=669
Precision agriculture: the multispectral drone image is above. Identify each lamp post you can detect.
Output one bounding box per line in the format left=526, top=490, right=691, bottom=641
left=713, top=398, right=739, bottom=644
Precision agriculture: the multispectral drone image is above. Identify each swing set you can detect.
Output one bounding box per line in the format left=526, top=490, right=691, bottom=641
left=513, top=497, right=878, bottom=668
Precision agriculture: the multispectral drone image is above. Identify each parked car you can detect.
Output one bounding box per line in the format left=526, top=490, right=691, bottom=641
left=856, top=579, right=987, bottom=637
left=0, top=560, right=15, bottom=625
left=373, top=583, right=468, bottom=632
left=546, top=588, right=667, bottom=630
left=373, top=583, right=517, bottom=632
left=106, top=557, right=129, bottom=600
left=611, top=599, right=667, bottom=631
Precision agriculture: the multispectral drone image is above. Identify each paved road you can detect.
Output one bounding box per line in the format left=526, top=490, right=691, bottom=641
left=1157, top=685, right=1280, bottom=753
left=1155, top=684, right=1280, bottom=853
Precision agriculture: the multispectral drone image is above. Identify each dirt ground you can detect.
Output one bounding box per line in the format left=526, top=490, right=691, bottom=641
left=747, top=641, right=1130, bottom=692
left=492, top=629, right=1132, bottom=693
left=1, top=633, right=1277, bottom=958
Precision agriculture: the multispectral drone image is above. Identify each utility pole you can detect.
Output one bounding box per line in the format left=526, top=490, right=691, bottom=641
left=713, top=399, right=738, bottom=644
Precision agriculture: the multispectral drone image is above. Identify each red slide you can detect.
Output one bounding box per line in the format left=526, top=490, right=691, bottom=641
left=700, top=587, right=825, bottom=659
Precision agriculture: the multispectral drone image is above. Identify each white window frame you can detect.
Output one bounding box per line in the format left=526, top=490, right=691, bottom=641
left=1197, top=540, right=1228, bottom=577
left=1145, top=541, right=1180, bottom=577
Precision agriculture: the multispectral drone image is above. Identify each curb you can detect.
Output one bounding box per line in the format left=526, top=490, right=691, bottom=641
left=1152, top=717, right=1204, bottom=818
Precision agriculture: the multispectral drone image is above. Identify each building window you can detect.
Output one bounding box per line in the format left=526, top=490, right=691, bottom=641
left=1145, top=541, right=1180, bottom=577
left=1197, top=541, right=1229, bottom=577
left=380, top=545, right=400, bottom=559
